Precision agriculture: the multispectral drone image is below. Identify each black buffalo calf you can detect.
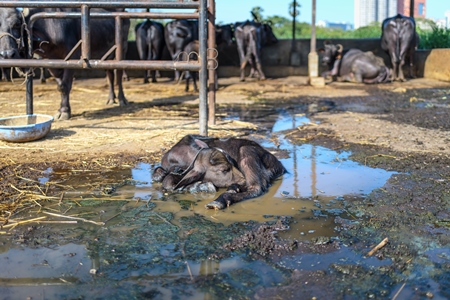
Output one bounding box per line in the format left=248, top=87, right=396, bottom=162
left=152, top=135, right=286, bottom=209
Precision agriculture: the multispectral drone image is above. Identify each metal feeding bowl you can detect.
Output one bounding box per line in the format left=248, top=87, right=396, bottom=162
left=0, top=114, right=54, bottom=143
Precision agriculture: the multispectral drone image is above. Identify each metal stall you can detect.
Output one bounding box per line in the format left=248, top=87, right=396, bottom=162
left=0, top=0, right=215, bottom=136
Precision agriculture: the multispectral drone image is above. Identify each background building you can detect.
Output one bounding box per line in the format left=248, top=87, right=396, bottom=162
left=354, top=0, right=427, bottom=28
left=397, top=0, right=426, bottom=18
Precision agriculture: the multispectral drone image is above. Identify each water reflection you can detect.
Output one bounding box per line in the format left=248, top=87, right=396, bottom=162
left=278, top=143, right=394, bottom=198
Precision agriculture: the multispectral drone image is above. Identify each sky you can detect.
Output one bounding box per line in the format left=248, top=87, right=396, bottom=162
left=215, top=0, right=449, bottom=25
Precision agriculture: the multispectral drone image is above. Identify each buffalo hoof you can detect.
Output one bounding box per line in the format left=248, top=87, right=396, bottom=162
left=152, top=167, right=167, bottom=182
left=205, top=200, right=226, bottom=210
left=106, top=98, right=117, bottom=105
left=54, top=111, right=70, bottom=120
left=119, top=97, right=129, bottom=106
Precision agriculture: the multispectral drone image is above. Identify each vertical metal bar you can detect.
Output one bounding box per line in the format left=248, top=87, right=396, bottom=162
left=311, top=0, right=316, bottom=54
left=26, top=74, right=33, bottom=115
left=207, top=0, right=216, bottom=126
left=115, top=15, right=122, bottom=60
left=81, top=5, right=90, bottom=66
left=409, top=0, right=415, bottom=17
left=199, top=0, right=208, bottom=136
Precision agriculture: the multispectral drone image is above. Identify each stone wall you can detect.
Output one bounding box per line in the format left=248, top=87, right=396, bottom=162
left=76, top=39, right=449, bottom=82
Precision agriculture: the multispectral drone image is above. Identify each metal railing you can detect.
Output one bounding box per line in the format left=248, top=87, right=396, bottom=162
left=0, top=0, right=214, bottom=135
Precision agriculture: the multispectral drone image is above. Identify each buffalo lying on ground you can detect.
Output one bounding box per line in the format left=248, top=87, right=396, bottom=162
left=319, top=41, right=390, bottom=83
left=381, top=14, right=419, bottom=81
left=152, top=135, right=286, bottom=209
left=0, top=7, right=130, bottom=120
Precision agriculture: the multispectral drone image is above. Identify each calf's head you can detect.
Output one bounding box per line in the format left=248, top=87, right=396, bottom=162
left=174, top=145, right=245, bottom=191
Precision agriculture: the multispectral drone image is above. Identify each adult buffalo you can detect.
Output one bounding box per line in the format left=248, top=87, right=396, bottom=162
left=234, top=20, right=278, bottom=81
left=135, top=20, right=165, bottom=84
left=319, top=41, right=390, bottom=83
left=182, top=40, right=199, bottom=92
left=152, top=135, right=286, bottom=210
left=381, top=14, right=419, bottom=81
left=215, top=24, right=234, bottom=46
left=164, top=19, right=198, bottom=81
left=0, top=7, right=130, bottom=120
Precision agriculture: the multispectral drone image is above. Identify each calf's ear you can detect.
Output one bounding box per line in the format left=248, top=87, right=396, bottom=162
left=194, top=139, right=209, bottom=149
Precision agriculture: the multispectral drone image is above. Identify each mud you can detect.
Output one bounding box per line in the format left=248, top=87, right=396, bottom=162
left=0, top=76, right=449, bottom=299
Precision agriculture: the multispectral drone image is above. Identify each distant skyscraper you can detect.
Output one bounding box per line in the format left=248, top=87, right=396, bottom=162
left=397, top=0, right=426, bottom=18
left=354, top=0, right=397, bottom=28
left=354, top=0, right=427, bottom=29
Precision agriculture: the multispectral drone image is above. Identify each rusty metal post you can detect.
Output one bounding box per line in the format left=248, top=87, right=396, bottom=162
left=199, top=0, right=208, bottom=136
left=115, top=15, right=123, bottom=60
left=26, top=74, right=33, bottom=115
left=207, top=0, right=216, bottom=126
left=81, top=5, right=90, bottom=66
left=410, top=0, right=415, bottom=17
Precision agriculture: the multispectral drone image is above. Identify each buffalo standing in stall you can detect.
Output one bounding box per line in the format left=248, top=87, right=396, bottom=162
left=0, top=7, right=130, bottom=120
left=234, top=20, right=278, bottom=81
left=319, top=41, right=390, bottom=83
left=135, top=20, right=165, bottom=84
left=164, top=19, right=198, bottom=81
left=381, top=14, right=419, bottom=81
left=152, top=135, right=286, bottom=210
left=182, top=40, right=199, bottom=92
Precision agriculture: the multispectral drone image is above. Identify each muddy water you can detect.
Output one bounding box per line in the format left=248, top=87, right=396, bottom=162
left=1, top=114, right=404, bottom=299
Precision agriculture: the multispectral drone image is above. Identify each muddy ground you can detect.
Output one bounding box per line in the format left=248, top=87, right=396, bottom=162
left=0, top=75, right=449, bottom=299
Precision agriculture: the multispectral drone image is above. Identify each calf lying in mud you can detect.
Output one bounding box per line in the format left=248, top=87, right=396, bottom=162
left=152, top=135, right=286, bottom=209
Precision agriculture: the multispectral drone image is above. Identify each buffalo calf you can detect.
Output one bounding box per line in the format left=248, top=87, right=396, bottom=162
left=152, top=135, right=286, bottom=209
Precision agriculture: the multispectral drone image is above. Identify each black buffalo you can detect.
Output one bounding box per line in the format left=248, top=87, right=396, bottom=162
left=152, top=135, right=286, bottom=210
left=182, top=40, right=199, bottom=92
left=135, top=20, right=165, bottom=84
left=164, top=19, right=198, bottom=81
left=381, top=14, right=419, bottom=81
left=319, top=41, right=390, bottom=83
left=234, top=20, right=278, bottom=81
left=0, top=7, right=130, bottom=120
left=215, top=24, right=234, bottom=47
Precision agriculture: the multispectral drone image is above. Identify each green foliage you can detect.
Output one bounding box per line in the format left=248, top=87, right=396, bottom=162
left=417, top=25, right=450, bottom=49
left=258, top=5, right=449, bottom=50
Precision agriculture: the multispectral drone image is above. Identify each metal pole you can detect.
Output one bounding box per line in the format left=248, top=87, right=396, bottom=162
left=207, top=0, right=216, bottom=126
left=310, top=0, right=316, bottom=55
left=199, top=0, right=208, bottom=136
left=308, top=0, right=322, bottom=86
left=292, top=0, right=296, bottom=51
left=409, top=0, right=415, bottom=17
left=26, top=74, right=33, bottom=114
left=81, top=5, right=90, bottom=66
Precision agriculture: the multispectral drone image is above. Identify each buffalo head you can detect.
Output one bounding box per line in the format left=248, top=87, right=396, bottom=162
left=0, top=8, right=25, bottom=59
left=170, top=143, right=246, bottom=191
left=318, top=41, right=343, bottom=66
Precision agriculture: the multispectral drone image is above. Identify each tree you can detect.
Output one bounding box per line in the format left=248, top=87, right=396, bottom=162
left=251, top=6, right=264, bottom=22
left=289, top=1, right=301, bottom=18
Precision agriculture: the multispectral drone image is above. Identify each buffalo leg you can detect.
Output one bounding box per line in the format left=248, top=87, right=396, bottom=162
left=115, top=69, right=128, bottom=106
left=253, top=49, right=266, bottom=80
left=205, top=146, right=268, bottom=209
left=106, top=70, right=117, bottom=104
left=235, top=33, right=247, bottom=82
left=53, top=69, right=75, bottom=120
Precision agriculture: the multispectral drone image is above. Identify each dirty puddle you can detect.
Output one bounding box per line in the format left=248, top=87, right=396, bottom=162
left=0, top=112, right=418, bottom=299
